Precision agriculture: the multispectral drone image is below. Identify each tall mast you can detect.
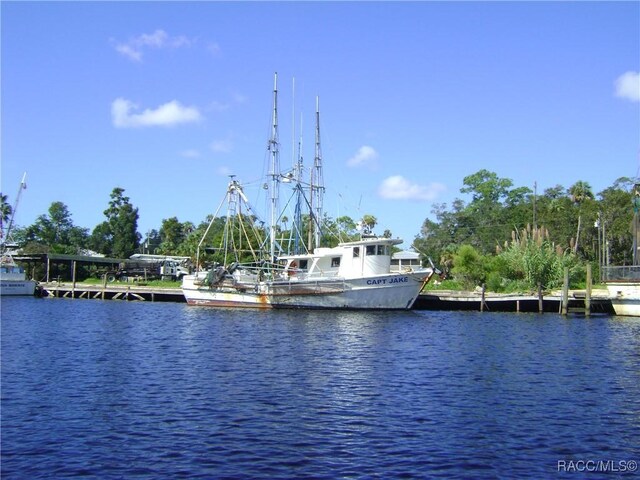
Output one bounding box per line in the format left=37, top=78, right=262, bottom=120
left=3, top=172, right=27, bottom=245
left=311, top=96, right=325, bottom=249
left=268, top=72, right=280, bottom=262
left=293, top=114, right=304, bottom=255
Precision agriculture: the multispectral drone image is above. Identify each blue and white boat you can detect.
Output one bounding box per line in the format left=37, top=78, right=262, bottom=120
left=182, top=75, right=433, bottom=309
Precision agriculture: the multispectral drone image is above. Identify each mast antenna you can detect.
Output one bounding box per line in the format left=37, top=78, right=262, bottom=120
left=311, top=96, right=325, bottom=249
left=268, top=72, right=280, bottom=262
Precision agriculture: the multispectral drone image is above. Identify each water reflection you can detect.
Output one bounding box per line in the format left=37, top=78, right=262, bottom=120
left=2, top=299, right=639, bottom=479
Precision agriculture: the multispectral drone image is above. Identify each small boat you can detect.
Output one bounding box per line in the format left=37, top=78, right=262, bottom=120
left=1, top=173, right=37, bottom=296
left=603, top=265, right=640, bottom=316
left=182, top=75, right=433, bottom=309
left=1, top=254, right=37, bottom=296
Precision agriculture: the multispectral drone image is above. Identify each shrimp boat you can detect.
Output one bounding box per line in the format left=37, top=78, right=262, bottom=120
left=1, top=254, right=36, bottom=296
left=1, top=173, right=37, bottom=296
left=181, top=75, right=433, bottom=309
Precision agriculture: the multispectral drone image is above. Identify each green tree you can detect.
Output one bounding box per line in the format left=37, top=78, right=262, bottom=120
left=568, top=181, right=595, bottom=254
left=0, top=193, right=12, bottom=237
left=497, top=225, right=581, bottom=291
left=22, top=201, right=88, bottom=253
left=361, top=214, right=378, bottom=234
left=158, top=217, right=185, bottom=254
left=95, top=187, right=141, bottom=258
left=451, top=244, right=488, bottom=290
left=598, top=178, right=634, bottom=265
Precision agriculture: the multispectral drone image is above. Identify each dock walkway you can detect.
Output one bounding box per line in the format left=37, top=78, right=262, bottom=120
left=37, top=282, right=614, bottom=313
left=416, top=289, right=613, bottom=314
left=38, top=282, right=185, bottom=302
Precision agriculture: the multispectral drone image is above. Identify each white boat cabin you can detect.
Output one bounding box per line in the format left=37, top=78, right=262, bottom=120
left=279, top=236, right=403, bottom=279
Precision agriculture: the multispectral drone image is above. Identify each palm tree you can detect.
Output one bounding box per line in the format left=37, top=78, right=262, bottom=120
left=568, top=181, right=594, bottom=253
left=361, top=214, right=378, bottom=235
left=0, top=193, right=12, bottom=240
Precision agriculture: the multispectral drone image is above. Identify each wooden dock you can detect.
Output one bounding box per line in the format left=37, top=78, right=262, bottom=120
left=38, top=282, right=185, bottom=302
left=36, top=281, right=614, bottom=314
left=414, top=289, right=614, bottom=314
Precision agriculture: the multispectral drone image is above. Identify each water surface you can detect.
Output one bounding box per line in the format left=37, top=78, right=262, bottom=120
left=2, top=297, right=639, bottom=478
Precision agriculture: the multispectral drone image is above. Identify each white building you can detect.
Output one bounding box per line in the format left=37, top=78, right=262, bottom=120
left=391, top=250, right=422, bottom=272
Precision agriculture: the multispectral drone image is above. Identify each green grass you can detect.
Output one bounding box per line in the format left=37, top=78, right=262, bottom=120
left=75, top=277, right=182, bottom=288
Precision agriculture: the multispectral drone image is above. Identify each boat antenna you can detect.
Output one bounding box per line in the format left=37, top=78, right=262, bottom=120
left=311, top=96, right=325, bottom=249
left=293, top=113, right=304, bottom=254
left=268, top=72, right=281, bottom=262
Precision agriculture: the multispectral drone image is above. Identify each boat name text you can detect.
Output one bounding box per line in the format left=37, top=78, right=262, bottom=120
left=367, top=276, right=408, bottom=285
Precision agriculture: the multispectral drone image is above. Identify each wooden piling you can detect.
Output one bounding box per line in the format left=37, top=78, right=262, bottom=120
left=537, top=283, right=543, bottom=313
left=562, top=267, right=569, bottom=315
left=480, top=284, right=486, bottom=312
left=585, top=263, right=592, bottom=317
left=72, top=260, right=77, bottom=299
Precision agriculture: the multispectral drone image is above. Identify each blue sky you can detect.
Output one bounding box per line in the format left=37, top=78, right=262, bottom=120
left=2, top=1, right=639, bottom=248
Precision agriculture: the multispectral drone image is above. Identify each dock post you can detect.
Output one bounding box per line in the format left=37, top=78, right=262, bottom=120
left=480, top=284, right=486, bottom=312
left=562, top=267, right=569, bottom=315
left=72, top=260, right=77, bottom=299
left=585, top=263, right=592, bottom=317
left=538, top=283, right=544, bottom=313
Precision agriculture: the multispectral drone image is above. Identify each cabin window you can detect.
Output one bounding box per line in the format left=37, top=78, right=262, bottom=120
left=366, top=245, right=376, bottom=256
left=299, top=259, right=308, bottom=270
left=377, top=245, right=388, bottom=255
left=353, top=247, right=360, bottom=258
left=331, top=257, right=341, bottom=267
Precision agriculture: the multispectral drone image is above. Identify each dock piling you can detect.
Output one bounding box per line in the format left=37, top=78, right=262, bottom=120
left=585, top=264, right=592, bottom=317
left=562, top=267, right=569, bottom=315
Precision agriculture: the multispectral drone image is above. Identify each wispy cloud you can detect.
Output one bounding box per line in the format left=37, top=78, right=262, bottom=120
left=180, top=149, right=201, bottom=159
left=210, top=138, right=233, bottom=153
left=347, top=145, right=379, bottom=168
left=217, top=165, right=233, bottom=176
left=113, top=29, right=193, bottom=62
left=111, top=98, right=203, bottom=128
left=207, top=42, right=221, bottom=56
left=208, top=92, right=248, bottom=113
left=615, top=71, right=640, bottom=102
left=378, top=175, right=446, bottom=201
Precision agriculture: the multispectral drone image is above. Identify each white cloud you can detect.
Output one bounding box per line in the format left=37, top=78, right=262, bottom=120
left=347, top=145, right=379, bottom=168
left=207, top=42, right=221, bottom=56
left=217, top=165, right=232, bottom=176
left=615, top=71, right=640, bottom=102
left=210, top=138, right=233, bottom=153
left=378, top=175, right=446, bottom=201
left=113, top=29, right=193, bottom=62
left=180, top=149, right=201, bottom=158
left=111, top=98, right=203, bottom=128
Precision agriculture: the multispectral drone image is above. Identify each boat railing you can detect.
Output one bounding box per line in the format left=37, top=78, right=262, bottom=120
left=289, top=270, right=340, bottom=281
left=602, top=265, right=640, bottom=282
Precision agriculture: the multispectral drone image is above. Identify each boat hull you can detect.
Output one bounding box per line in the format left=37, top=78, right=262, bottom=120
left=182, top=272, right=430, bottom=310
left=1, top=279, right=37, bottom=296
left=606, top=283, right=640, bottom=316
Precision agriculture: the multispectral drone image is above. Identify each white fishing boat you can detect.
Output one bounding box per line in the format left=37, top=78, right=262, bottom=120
left=1, top=173, right=37, bottom=296
left=603, top=266, right=640, bottom=316
left=182, top=75, right=433, bottom=309
left=1, top=255, right=37, bottom=296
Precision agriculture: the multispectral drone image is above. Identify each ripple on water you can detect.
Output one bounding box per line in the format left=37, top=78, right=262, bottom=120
left=1, top=299, right=639, bottom=479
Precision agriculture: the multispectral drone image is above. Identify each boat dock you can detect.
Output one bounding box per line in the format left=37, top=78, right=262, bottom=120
left=38, top=282, right=185, bottom=302
left=35, top=281, right=614, bottom=314
left=415, top=289, right=614, bottom=314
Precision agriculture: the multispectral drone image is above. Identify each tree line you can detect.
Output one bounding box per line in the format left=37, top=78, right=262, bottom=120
left=2, top=170, right=637, bottom=290
left=1, top=186, right=381, bottom=265
left=413, top=169, right=637, bottom=290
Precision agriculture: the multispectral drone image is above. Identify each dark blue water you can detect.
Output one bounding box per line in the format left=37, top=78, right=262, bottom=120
left=2, top=297, right=639, bottom=479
